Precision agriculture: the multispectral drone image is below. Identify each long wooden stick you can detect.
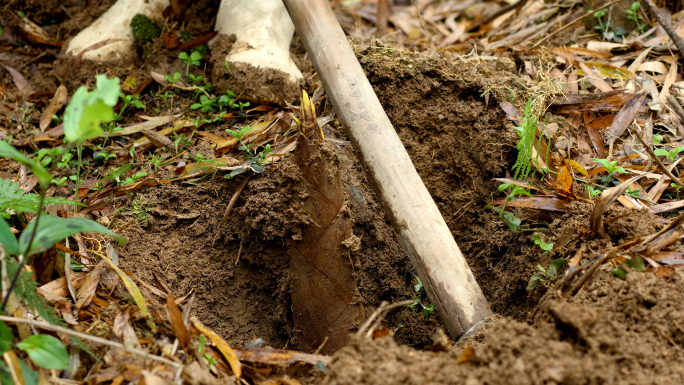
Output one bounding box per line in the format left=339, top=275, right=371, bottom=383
left=281, top=0, right=492, bottom=337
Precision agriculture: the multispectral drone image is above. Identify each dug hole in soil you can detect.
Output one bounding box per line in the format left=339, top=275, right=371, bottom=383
left=4, top=0, right=683, bottom=380
left=113, top=47, right=684, bottom=384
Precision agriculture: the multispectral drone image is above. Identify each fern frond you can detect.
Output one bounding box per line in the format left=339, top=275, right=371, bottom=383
left=512, top=99, right=538, bottom=180
left=0, top=178, right=81, bottom=218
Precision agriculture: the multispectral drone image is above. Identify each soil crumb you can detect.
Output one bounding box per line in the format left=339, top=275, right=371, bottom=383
left=322, top=269, right=684, bottom=385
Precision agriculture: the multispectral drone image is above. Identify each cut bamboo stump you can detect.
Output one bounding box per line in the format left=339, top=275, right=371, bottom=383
left=282, top=0, right=493, bottom=337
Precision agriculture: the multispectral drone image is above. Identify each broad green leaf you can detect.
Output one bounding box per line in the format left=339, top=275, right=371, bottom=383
left=547, top=258, right=566, bottom=277
left=19, top=215, right=125, bottom=257
left=653, top=149, right=669, bottom=157
left=627, top=254, right=646, bottom=272
left=527, top=278, right=540, bottom=290
left=18, top=360, right=38, bottom=385
left=0, top=360, right=13, bottom=385
left=0, top=217, right=19, bottom=255
left=17, top=334, right=69, bottom=370
left=611, top=267, right=627, bottom=279
left=0, top=141, right=52, bottom=189
left=64, top=75, right=120, bottom=144
left=95, top=74, right=121, bottom=106
left=0, top=322, right=13, bottom=354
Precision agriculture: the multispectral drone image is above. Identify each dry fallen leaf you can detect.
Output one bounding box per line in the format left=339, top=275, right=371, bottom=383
left=457, top=343, right=475, bottom=364
left=39, top=84, right=67, bottom=132
left=166, top=294, right=190, bottom=349
left=99, top=253, right=151, bottom=318
left=191, top=316, right=242, bottom=378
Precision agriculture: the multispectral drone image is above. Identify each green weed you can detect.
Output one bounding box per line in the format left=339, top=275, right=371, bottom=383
left=527, top=258, right=566, bottom=290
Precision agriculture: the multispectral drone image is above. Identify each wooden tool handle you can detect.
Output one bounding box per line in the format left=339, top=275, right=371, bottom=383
left=281, top=0, right=492, bottom=337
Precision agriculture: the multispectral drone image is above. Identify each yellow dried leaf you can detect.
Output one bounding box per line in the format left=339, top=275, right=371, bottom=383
left=565, top=159, right=588, bottom=177
left=122, top=77, right=137, bottom=91
left=99, top=254, right=150, bottom=318
left=580, top=62, right=635, bottom=80
left=191, top=316, right=242, bottom=378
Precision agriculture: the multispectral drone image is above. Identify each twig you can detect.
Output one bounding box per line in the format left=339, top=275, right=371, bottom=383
left=642, top=0, right=684, bottom=54
left=163, top=82, right=211, bottom=99
left=666, top=94, right=684, bottom=121
left=532, top=0, right=622, bottom=48
left=0, top=315, right=181, bottom=368
left=376, top=0, right=389, bottom=36
left=356, top=299, right=415, bottom=338
left=213, top=175, right=250, bottom=245
left=629, top=124, right=684, bottom=189
left=570, top=247, right=618, bottom=294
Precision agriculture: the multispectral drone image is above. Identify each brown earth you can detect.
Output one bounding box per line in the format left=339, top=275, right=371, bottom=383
left=322, top=268, right=684, bottom=385
left=3, top=0, right=684, bottom=383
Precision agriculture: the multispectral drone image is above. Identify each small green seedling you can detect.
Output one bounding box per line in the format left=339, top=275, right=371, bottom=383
left=236, top=101, right=250, bottom=113
left=191, top=95, right=218, bottom=113
left=626, top=2, right=647, bottom=33
left=532, top=232, right=553, bottom=253
left=653, top=134, right=664, bottom=145
left=624, top=186, right=640, bottom=199
left=495, top=183, right=532, bottom=231
left=654, top=146, right=684, bottom=163
left=591, top=8, right=626, bottom=41
left=224, top=126, right=275, bottom=178
left=156, top=91, right=175, bottom=101
left=178, top=51, right=203, bottom=75
left=148, top=152, right=167, bottom=172
left=131, top=199, right=149, bottom=223
left=51, top=176, right=68, bottom=187
left=187, top=74, right=205, bottom=85
left=198, top=335, right=219, bottom=368
left=611, top=254, right=646, bottom=279
left=593, top=158, right=627, bottom=185
left=34, top=147, right=64, bottom=167
left=586, top=185, right=602, bottom=199
left=172, top=132, right=193, bottom=150
left=407, top=276, right=435, bottom=319
left=57, top=150, right=74, bottom=169
left=218, top=90, right=236, bottom=112
left=164, top=72, right=182, bottom=84
left=104, top=164, right=132, bottom=185
left=671, top=182, right=682, bottom=200
left=527, top=258, right=566, bottom=290
left=123, top=171, right=147, bottom=185
left=118, top=93, right=145, bottom=116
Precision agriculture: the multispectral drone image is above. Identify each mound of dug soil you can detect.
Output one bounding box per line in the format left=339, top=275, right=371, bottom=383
left=322, top=269, right=684, bottom=385
left=117, top=48, right=524, bottom=352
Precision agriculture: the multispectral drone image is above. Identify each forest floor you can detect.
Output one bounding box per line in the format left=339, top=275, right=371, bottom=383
left=1, top=0, right=684, bottom=384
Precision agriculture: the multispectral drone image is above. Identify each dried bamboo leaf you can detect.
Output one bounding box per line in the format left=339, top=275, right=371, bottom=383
left=100, top=253, right=151, bottom=318
left=606, top=88, right=649, bottom=155
left=166, top=294, right=190, bottom=349
left=191, top=316, right=241, bottom=378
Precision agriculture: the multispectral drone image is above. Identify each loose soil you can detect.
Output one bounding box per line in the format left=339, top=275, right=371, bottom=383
left=3, top=0, right=684, bottom=383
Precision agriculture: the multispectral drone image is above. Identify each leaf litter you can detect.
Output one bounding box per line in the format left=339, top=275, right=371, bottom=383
left=2, top=0, right=684, bottom=383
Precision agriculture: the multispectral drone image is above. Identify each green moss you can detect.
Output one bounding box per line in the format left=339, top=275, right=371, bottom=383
left=131, top=14, right=161, bottom=44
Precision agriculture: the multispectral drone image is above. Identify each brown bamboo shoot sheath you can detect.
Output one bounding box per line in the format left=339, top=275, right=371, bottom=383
left=281, top=0, right=492, bottom=336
